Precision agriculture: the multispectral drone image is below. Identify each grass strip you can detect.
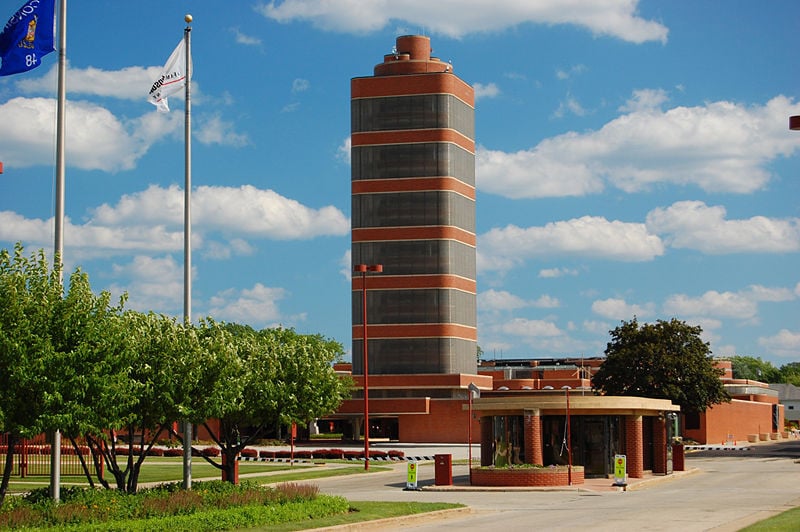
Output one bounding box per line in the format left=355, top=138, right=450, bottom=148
left=739, top=506, right=800, bottom=532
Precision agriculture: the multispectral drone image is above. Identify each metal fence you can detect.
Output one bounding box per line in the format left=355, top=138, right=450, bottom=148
left=0, top=434, right=92, bottom=477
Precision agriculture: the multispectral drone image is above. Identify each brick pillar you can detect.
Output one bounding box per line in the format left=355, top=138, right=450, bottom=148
left=673, top=443, right=685, bottom=471
left=524, top=409, right=543, bottom=465
left=625, top=415, right=645, bottom=478
left=652, top=415, right=667, bottom=474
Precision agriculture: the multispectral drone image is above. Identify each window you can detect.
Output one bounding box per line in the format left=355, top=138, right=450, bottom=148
left=352, top=142, right=475, bottom=185
left=352, top=191, right=475, bottom=232
left=684, top=412, right=700, bottom=430
left=352, top=94, right=475, bottom=139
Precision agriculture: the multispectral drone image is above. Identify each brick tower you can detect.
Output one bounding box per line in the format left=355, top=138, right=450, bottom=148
left=351, top=35, right=476, bottom=375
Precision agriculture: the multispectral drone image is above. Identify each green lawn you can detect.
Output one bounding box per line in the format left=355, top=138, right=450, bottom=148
left=3, top=456, right=360, bottom=493
left=739, top=506, right=800, bottom=531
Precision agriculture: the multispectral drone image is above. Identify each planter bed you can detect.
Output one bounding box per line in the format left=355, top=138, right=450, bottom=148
left=471, top=465, right=584, bottom=487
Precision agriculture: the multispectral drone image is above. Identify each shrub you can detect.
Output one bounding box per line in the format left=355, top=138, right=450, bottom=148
left=200, top=447, right=220, bottom=457
left=239, top=448, right=257, bottom=458
left=259, top=450, right=275, bottom=459
left=316, top=448, right=344, bottom=459
left=148, top=447, right=165, bottom=457
left=163, top=448, right=183, bottom=457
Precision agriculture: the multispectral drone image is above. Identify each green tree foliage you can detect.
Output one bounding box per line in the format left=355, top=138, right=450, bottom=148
left=98, top=311, right=205, bottom=493
left=192, top=324, right=352, bottom=482
left=778, top=362, right=800, bottom=387
left=729, top=356, right=800, bottom=385
left=592, top=318, right=730, bottom=413
left=729, top=355, right=781, bottom=382
left=0, top=243, right=353, bottom=493
left=0, top=244, right=63, bottom=504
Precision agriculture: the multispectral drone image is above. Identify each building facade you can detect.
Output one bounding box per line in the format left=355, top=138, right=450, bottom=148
left=351, top=35, right=477, bottom=376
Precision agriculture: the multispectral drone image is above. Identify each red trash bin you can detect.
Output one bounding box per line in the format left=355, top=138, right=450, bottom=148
left=434, top=454, right=452, bottom=485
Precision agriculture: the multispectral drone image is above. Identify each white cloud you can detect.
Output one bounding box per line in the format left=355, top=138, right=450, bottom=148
left=758, top=329, right=800, bottom=359
left=538, top=267, right=579, bottom=278
left=663, top=285, right=795, bottom=321
left=208, top=283, right=292, bottom=326
left=646, top=201, right=800, bottom=254
left=1, top=183, right=348, bottom=262
left=478, top=289, right=527, bottom=312
left=552, top=94, right=587, bottom=118
left=106, top=255, right=185, bottom=314
left=195, top=114, right=250, bottom=146
left=498, top=317, right=563, bottom=337
left=93, top=184, right=350, bottom=239
left=555, top=64, right=586, bottom=80
left=255, top=0, right=669, bottom=43
left=337, top=136, right=351, bottom=164
left=230, top=27, right=263, bottom=47
left=0, top=97, right=161, bottom=171
left=17, top=63, right=162, bottom=100
left=591, top=298, right=655, bottom=320
left=478, top=216, right=664, bottom=272
left=582, top=320, right=611, bottom=335
left=477, top=144, right=605, bottom=198
left=477, top=95, right=800, bottom=199
left=202, top=239, right=255, bottom=260
left=292, top=78, right=310, bottom=93
left=618, top=88, right=669, bottom=113
left=339, top=249, right=352, bottom=280
left=473, top=82, right=500, bottom=100
left=532, top=295, right=560, bottom=308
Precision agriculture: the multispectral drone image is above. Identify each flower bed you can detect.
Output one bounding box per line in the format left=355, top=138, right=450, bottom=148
left=471, top=465, right=584, bottom=487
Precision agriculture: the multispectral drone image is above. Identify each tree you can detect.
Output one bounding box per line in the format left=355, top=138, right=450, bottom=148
left=46, top=268, right=133, bottom=490
left=0, top=245, right=63, bottom=505
left=190, top=324, right=351, bottom=483
left=592, top=318, right=730, bottom=413
left=729, top=356, right=780, bottom=382
left=779, top=362, right=800, bottom=387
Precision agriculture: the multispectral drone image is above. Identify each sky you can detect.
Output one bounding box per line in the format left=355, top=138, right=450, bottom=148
left=0, top=1, right=799, bottom=367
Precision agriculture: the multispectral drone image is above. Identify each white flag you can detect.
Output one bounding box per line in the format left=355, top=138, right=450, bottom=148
left=147, top=39, right=191, bottom=112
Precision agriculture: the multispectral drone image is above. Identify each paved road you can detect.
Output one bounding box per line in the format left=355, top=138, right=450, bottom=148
left=308, top=440, right=800, bottom=531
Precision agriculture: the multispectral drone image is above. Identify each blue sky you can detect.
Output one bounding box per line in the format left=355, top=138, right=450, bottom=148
left=1, top=1, right=799, bottom=367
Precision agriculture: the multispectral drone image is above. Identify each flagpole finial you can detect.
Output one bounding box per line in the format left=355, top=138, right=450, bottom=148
left=185, top=14, right=193, bottom=24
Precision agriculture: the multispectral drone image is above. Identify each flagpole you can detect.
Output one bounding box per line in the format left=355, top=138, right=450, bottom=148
left=182, top=13, right=193, bottom=491
left=50, top=0, right=67, bottom=504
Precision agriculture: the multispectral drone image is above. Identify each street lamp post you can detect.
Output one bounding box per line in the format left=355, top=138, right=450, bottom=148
left=562, top=385, right=572, bottom=485
left=355, top=263, right=382, bottom=471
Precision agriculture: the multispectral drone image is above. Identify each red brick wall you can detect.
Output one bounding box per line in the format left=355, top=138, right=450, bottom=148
left=471, top=467, right=584, bottom=487
left=398, top=399, right=479, bottom=443
left=625, top=416, right=644, bottom=478
left=685, top=399, right=783, bottom=444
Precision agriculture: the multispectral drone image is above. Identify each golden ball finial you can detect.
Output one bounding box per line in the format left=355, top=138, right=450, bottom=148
left=185, top=14, right=193, bottom=24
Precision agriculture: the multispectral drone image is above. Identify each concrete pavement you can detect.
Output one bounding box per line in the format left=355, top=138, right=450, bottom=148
left=289, top=439, right=800, bottom=531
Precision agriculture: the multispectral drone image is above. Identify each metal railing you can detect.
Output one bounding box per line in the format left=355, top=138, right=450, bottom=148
left=0, top=434, right=93, bottom=477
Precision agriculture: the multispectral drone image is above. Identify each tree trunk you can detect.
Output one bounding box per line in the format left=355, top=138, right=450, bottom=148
left=69, top=435, right=95, bottom=489
left=221, top=447, right=238, bottom=484
left=0, top=433, right=17, bottom=507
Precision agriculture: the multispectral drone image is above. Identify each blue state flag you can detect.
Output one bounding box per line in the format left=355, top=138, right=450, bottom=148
left=0, top=0, right=55, bottom=76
